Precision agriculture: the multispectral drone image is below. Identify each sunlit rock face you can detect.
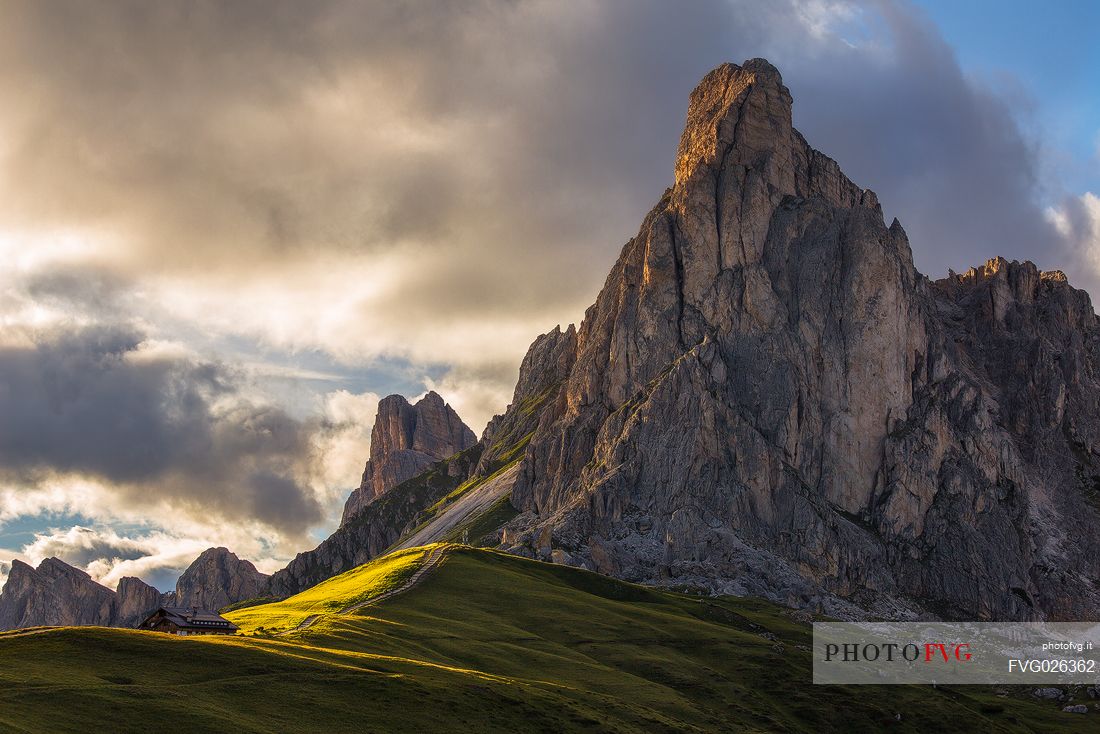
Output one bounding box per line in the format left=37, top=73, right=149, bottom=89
left=167, top=547, right=269, bottom=611
left=340, top=391, right=476, bottom=525
left=494, top=59, right=1100, bottom=621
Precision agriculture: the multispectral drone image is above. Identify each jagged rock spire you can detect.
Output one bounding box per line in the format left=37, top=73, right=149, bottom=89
left=341, top=391, right=476, bottom=525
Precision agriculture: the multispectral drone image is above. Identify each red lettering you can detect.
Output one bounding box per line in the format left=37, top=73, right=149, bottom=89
left=921, top=642, right=972, bottom=662
left=924, top=643, right=949, bottom=662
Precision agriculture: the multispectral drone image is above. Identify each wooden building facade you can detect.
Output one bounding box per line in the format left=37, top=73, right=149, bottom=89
left=138, top=606, right=239, bottom=635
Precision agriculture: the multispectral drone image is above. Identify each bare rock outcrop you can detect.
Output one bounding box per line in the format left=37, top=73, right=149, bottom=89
left=0, top=558, right=117, bottom=628
left=341, top=392, right=476, bottom=525
left=115, top=576, right=164, bottom=626
left=477, top=325, right=577, bottom=475
left=493, top=59, right=1100, bottom=621
left=168, top=547, right=268, bottom=611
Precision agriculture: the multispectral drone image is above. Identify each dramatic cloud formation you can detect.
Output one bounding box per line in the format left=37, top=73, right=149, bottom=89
left=1049, top=192, right=1100, bottom=292
left=0, top=277, right=376, bottom=585
left=0, top=325, right=315, bottom=525
left=0, top=0, right=1094, bottom=587
left=0, top=2, right=1082, bottom=366
left=15, top=526, right=208, bottom=590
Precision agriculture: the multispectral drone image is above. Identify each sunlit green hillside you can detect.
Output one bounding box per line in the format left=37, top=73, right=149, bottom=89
left=0, top=546, right=1092, bottom=733
left=227, top=545, right=429, bottom=632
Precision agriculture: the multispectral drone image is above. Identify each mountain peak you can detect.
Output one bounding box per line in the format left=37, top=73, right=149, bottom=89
left=171, top=546, right=267, bottom=611
left=494, top=58, right=1100, bottom=622
left=420, top=390, right=444, bottom=404
left=674, top=58, right=792, bottom=192
left=340, top=391, right=476, bottom=525
left=190, top=547, right=239, bottom=566
left=0, top=556, right=116, bottom=629
left=8, top=559, right=34, bottom=575
left=37, top=557, right=91, bottom=580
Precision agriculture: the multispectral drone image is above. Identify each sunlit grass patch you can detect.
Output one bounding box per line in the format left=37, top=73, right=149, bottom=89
left=226, top=545, right=431, bottom=633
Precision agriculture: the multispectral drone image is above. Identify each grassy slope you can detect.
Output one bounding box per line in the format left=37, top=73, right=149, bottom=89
left=228, top=546, right=428, bottom=631
left=0, top=546, right=1093, bottom=733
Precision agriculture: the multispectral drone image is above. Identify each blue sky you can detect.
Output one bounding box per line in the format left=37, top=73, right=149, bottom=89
left=915, top=0, right=1100, bottom=198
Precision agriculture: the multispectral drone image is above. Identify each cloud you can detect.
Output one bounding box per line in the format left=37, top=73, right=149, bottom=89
left=0, top=323, right=324, bottom=534
left=18, top=526, right=203, bottom=590
left=20, top=526, right=149, bottom=569
left=0, top=1, right=1081, bottom=386
left=1048, top=192, right=1100, bottom=292
left=0, top=310, right=392, bottom=586
left=0, top=423, right=380, bottom=592
left=779, top=2, right=1065, bottom=277
left=0, top=258, right=413, bottom=583
left=311, top=389, right=378, bottom=495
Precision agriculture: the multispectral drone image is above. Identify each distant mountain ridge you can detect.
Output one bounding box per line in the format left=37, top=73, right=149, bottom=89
left=0, top=547, right=267, bottom=630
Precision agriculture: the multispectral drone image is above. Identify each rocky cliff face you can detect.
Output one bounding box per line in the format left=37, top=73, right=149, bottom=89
left=493, top=59, right=1100, bottom=621
left=341, top=392, right=477, bottom=525
left=0, top=558, right=119, bottom=628
left=168, top=547, right=268, bottom=611
left=114, top=576, right=164, bottom=626
left=477, top=326, right=578, bottom=474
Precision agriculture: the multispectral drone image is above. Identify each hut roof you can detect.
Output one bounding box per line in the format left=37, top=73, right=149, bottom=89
left=141, top=606, right=239, bottom=631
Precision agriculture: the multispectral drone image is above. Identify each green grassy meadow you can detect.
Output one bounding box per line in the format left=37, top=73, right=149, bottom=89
left=0, top=545, right=1093, bottom=733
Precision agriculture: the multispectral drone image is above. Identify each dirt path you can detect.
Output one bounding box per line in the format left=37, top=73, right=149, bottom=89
left=395, top=463, right=519, bottom=550
left=284, top=614, right=319, bottom=633
left=278, top=545, right=447, bottom=636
